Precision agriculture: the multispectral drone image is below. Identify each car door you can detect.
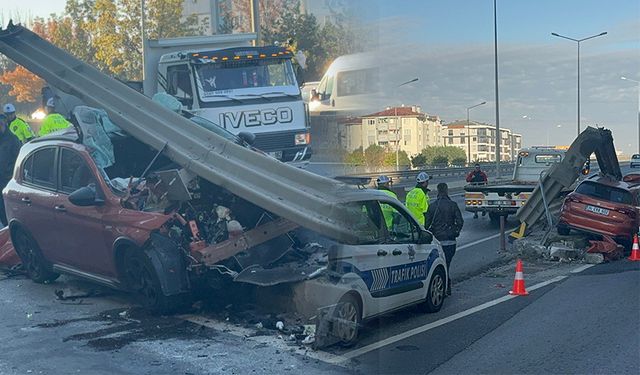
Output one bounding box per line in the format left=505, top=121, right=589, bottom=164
left=10, top=147, right=61, bottom=260
left=334, top=200, right=429, bottom=316
left=51, top=147, right=115, bottom=277
left=382, top=201, right=440, bottom=306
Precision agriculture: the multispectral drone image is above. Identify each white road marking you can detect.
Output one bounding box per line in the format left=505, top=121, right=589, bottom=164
left=456, top=228, right=517, bottom=251
left=570, top=264, right=595, bottom=273
left=328, top=275, right=568, bottom=364
left=178, top=314, right=350, bottom=366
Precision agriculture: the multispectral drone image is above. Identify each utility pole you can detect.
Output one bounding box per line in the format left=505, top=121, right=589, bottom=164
left=493, top=0, right=501, bottom=178
left=250, top=0, right=260, bottom=46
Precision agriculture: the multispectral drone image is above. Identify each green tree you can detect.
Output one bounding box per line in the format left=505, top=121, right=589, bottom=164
left=344, top=147, right=365, bottom=165
left=432, top=155, right=448, bottom=166
left=451, top=156, right=467, bottom=166
left=383, top=150, right=410, bottom=168
left=411, top=153, right=427, bottom=168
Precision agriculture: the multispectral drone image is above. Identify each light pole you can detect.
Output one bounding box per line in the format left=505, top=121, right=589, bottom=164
left=551, top=31, right=607, bottom=137
left=493, top=0, right=501, bottom=178
left=395, top=78, right=419, bottom=171
left=621, top=76, right=640, bottom=154
left=466, top=101, right=486, bottom=164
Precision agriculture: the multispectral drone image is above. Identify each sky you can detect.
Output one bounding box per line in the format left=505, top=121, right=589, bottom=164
left=3, top=0, right=640, bottom=152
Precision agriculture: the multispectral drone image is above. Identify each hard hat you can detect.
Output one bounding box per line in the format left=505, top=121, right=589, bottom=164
left=3, top=103, right=15, bottom=113
left=376, top=175, right=391, bottom=184
left=46, top=98, right=55, bottom=107
left=416, top=172, right=431, bottom=183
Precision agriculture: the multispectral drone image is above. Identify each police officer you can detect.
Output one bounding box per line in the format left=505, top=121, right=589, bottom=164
left=405, top=172, right=431, bottom=226
left=377, top=175, right=397, bottom=230
left=3, top=103, right=35, bottom=143
left=0, top=114, right=21, bottom=226
left=39, top=98, right=71, bottom=136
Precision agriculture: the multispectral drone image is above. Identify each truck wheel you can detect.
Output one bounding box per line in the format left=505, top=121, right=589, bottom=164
left=12, top=227, right=59, bottom=284
left=334, top=294, right=362, bottom=347
left=488, top=212, right=501, bottom=224
left=421, top=266, right=445, bottom=313
left=122, top=250, right=184, bottom=314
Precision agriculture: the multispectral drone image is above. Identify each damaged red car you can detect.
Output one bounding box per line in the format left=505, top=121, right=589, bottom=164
left=3, top=106, right=319, bottom=312
left=557, top=174, right=639, bottom=249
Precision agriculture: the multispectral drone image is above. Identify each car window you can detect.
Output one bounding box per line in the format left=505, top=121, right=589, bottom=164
left=575, top=181, right=633, bottom=205
left=633, top=154, right=640, bottom=159
left=22, top=147, right=56, bottom=188
left=384, top=202, right=419, bottom=244
left=343, top=201, right=385, bottom=244
left=59, top=148, right=96, bottom=194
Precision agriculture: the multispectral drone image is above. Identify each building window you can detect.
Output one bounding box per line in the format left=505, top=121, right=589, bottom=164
left=448, top=130, right=453, bottom=136
left=460, top=137, right=465, bottom=144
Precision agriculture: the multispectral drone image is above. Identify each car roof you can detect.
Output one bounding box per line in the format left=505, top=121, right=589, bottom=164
left=583, top=175, right=632, bottom=190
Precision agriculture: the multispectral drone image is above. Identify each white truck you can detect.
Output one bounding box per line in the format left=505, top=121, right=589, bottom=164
left=143, top=35, right=311, bottom=162
left=464, top=147, right=567, bottom=222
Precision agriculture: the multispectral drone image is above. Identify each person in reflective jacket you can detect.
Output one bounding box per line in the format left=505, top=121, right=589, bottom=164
left=405, top=172, right=431, bottom=225
left=377, top=175, right=397, bottom=229
left=39, top=98, right=71, bottom=136
left=3, top=103, right=35, bottom=143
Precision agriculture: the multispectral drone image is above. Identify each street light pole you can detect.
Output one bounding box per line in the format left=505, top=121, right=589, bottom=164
left=466, top=101, right=486, bottom=165
left=493, top=0, right=501, bottom=178
left=395, top=78, right=419, bottom=171
left=621, top=76, right=640, bottom=154
left=551, top=31, right=607, bottom=137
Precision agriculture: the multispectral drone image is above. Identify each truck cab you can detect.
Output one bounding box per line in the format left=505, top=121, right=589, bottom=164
left=156, top=46, right=311, bottom=162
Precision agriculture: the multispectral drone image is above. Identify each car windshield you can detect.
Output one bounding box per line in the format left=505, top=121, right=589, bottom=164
left=194, top=59, right=297, bottom=98
left=633, top=154, right=640, bottom=159
left=575, top=181, right=633, bottom=205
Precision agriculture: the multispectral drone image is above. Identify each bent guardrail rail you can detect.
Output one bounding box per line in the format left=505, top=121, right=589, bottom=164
left=516, top=127, right=620, bottom=229
left=0, top=23, right=362, bottom=243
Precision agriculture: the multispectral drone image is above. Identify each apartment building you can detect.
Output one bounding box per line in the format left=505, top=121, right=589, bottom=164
left=442, top=121, right=523, bottom=162
left=345, top=106, right=443, bottom=156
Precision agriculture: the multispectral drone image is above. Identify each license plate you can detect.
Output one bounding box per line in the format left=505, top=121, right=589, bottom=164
left=268, top=151, right=283, bottom=159
left=585, top=205, right=609, bottom=216
left=488, top=200, right=510, bottom=206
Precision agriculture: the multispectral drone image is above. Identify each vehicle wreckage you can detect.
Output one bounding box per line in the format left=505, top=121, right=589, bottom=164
left=1, top=23, right=450, bottom=347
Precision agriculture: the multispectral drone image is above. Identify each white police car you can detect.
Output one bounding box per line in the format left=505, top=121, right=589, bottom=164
left=316, top=190, right=448, bottom=346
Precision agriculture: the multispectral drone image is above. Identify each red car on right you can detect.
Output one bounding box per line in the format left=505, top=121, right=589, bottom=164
left=557, top=174, right=639, bottom=249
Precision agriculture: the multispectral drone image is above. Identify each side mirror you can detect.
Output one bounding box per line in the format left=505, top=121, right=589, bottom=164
left=238, top=131, right=256, bottom=146
left=418, top=230, right=433, bottom=244
left=68, top=185, right=104, bottom=207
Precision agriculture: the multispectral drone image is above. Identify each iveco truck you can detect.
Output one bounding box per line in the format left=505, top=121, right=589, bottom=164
left=144, top=34, right=311, bottom=162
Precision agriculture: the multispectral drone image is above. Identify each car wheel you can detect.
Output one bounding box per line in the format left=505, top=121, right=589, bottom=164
left=122, top=250, right=178, bottom=314
left=334, top=294, right=362, bottom=347
left=12, top=227, right=59, bottom=284
left=557, top=225, right=570, bottom=236
left=422, top=266, right=446, bottom=313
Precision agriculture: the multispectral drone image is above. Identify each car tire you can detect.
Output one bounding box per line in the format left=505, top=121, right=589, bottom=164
left=421, top=266, right=446, bottom=313
left=557, top=225, right=570, bottom=236
left=334, top=294, right=362, bottom=347
left=122, top=250, right=185, bottom=314
left=12, top=227, right=59, bottom=284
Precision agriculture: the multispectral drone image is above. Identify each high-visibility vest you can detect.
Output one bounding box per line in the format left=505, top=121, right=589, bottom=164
left=39, top=113, right=71, bottom=136
left=9, top=117, right=35, bottom=142
left=379, top=189, right=398, bottom=229
left=405, top=187, right=430, bottom=225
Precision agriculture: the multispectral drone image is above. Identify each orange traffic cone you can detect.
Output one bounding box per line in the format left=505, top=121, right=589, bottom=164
left=509, top=259, right=529, bottom=296
left=628, top=234, right=640, bottom=261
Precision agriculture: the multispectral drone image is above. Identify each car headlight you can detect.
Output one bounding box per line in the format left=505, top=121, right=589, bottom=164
left=295, top=133, right=310, bottom=145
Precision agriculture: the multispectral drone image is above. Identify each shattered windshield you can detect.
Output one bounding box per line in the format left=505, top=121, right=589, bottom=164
left=195, top=59, right=297, bottom=99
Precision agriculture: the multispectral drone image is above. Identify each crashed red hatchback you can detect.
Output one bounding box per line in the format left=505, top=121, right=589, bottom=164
left=557, top=175, right=639, bottom=249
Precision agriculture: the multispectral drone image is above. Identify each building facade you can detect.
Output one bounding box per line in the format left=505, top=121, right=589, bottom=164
left=442, top=121, right=522, bottom=162
left=345, top=106, right=443, bottom=156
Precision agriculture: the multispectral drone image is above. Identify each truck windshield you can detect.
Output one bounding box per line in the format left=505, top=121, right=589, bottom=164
left=575, top=181, right=633, bottom=205
left=195, top=59, right=297, bottom=98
